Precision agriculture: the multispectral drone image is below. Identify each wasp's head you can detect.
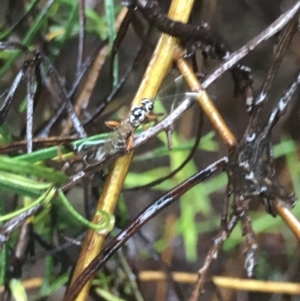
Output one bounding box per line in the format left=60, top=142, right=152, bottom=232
left=129, top=106, right=147, bottom=127
left=141, top=98, right=154, bottom=112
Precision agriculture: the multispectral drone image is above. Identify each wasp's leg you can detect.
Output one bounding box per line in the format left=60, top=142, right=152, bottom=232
left=105, top=120, right=120, bottom=129
left=125, top=130, right=135, bottom=152
left=166, top=128, right=173, bottom=149
left=147, top=112, right=164, bottom=121
left=147, top=112, right=174, bottom=149
left=141, top=123, right=149, bottom=131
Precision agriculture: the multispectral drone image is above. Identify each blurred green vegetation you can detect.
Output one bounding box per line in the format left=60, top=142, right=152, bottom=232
left=0, top=0, right=299, bottom=299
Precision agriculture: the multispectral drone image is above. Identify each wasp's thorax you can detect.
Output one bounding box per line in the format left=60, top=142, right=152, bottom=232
left=128, top=98, right=154, bottom=127
left=101, top=98, right=154, bottom=155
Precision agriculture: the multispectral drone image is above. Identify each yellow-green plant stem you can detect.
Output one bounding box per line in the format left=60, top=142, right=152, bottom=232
left=67, top=1, right=196, bottom=300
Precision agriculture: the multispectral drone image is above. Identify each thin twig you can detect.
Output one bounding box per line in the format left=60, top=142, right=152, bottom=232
left=63, top=158, right=226, bottom=301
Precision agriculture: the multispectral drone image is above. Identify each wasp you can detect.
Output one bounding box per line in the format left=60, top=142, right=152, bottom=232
left=101, top=98, right=154, bottom=155
left=78, top=91, right=200, bottom=157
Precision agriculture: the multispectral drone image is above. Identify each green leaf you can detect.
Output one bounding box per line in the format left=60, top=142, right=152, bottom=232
left=0, top=156, right=68, bottom=184
left=0, top=171, right=51, bottom=197
left=95, top=288, right=127, bottom=301
left=9, top=279, right=28, bottom=301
